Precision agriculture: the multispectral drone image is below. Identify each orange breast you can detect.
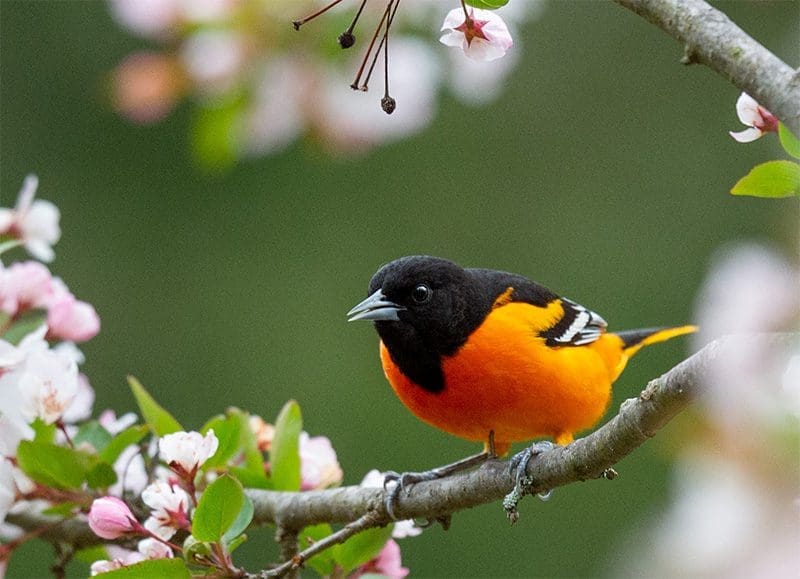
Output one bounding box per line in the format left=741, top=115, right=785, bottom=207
left=380, top=301, right=626, bottom=449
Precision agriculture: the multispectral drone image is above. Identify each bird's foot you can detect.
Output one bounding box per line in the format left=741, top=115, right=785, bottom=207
left=503, top=441, right=556, bottom=523
left=382, top=451, right=490, bottom=520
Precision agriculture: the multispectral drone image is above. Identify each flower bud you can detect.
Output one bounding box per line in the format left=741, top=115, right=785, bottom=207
left=87, top=496, right=142, bottom=540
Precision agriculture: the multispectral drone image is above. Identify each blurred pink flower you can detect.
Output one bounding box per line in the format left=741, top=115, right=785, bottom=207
left=0, top=175, right=60, bottom=263
left=440, top=7, right=513, bottom=61
left=112, top=51, right=185, bottom=124
left=180, top=29, right=249, bottom=96
left=619, top=243, right=800, bottom=578
left=299, top=432, right=343, bottom=490
left=248, top=415, right=275, bottom=452
left=107, top=0, right=541, bottom=162
left=108, top=0, right=180, bottom=39
left=729, top=92, right=779, bottom=143
left=0, top=262, right=100, bottom=343
left=353, top=539, right=408, bottom=578
left=0, top=261, right=53, bottom=315
left=87, top=496, right=143, bottom=540
left=46, top=290, right=101, bottom=343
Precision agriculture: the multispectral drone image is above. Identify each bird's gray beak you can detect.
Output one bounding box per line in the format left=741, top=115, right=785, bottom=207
left=347, top=289, right=404, bottom=322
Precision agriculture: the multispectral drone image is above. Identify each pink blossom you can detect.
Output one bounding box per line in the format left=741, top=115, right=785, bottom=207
left=46, top=291, right=101, bottom=342
left=142, top=480, right=192, bottom=540
left=248, top=415, right=275, bottom=452
left=90, top=547, right=145, bottom=575
left=159, top=429, right=219, bottom=479
left=299, top=432, right=343, bottom=491
left=440, top=7, right=513, bottom=62
left=0, top=334, right=80, bottom=425
left=0, top=261, right=53, bottom=315
left=112, top=51, right=184, bottom=124
left=353, top=539, right=409, bottom=578
left=137, top=537, right=174, bottom=559
left=87, top=496, right=143, bottom=540
left=0, top=175, right=61, bottom=263
left=729, top=92, right=779, bottom=143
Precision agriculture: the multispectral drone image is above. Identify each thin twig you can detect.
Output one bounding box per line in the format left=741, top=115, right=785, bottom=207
left=256, top=511, right=384, bottom=578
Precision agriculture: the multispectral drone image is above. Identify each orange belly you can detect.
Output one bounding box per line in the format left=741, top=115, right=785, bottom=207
left=380, top=302, right=626, bottom=450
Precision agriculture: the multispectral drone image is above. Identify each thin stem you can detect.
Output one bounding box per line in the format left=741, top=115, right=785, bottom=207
left=343, top=0, right=369, bottom=37
left=260, top=511, right=384, bottom=578
left=292, top=0, right=346, bottom=30
left=350, top=1, right=392, bottom=89
left=460, top=0, right=471, bottom=22
left=361, top=0, right=398, bottom=91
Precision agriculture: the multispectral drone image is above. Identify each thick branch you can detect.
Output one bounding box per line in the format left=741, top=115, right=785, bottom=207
left=613, top=0, right=800, bottom=134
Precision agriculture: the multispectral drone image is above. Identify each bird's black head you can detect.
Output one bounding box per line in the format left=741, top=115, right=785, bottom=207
left=349, top=255, right=490, bottom=392
left=348, top=255, right=489, bottom=359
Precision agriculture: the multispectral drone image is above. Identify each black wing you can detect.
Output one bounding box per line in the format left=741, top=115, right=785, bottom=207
left=539, top=297, right=607, bottom=346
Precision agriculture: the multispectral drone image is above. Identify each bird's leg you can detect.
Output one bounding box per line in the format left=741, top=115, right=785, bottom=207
left=503, top=440, right=558, bottom=523
left=382, top=432, right=498, bottom=520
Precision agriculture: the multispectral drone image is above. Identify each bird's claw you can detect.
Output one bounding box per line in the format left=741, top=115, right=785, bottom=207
left=503, top=441, right=556, bottom=523
left=382, top=470, right=441, bottom=520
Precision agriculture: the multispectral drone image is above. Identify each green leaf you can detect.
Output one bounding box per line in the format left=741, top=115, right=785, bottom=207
left=226, top=533, right=248, bottom=554
left=31, top=419, right=57, bottom=443
left=200, top=413, right=242, bottom=469
left=269, top=400, right=303, bottom=492
left=465, top=0, right=509, bottom=8
left=86, top=461, right=118, bottom=489
left=333, top=526, right=393, bottom=573
left=192, top=474, right=245, bottom=542
left=1, top=310, right=46, bottom=344
left=41, top=501, right=79, bottom=517
left=128, top=376, right=183, bottom=436
left=222, top=494, right=254, bottom=545
left=301, top=524, right=335, bottom=576
left=74, top=421, right=113, bottom=452
left=75, top=545, right=110, bottom=565
left=99, top=425, right=149, bottom=464
left=778, top=123, right=800, bottom=159
left=182, top=535, right=213, bottom=566
left=0, top=239, right=23, bottom=256
left=229, top=465, right=272, bottom=489
left=731, top=160, right=800, bottom=198
left=235, top=410, right=268, bottom=477
left=92, top=558, right=191, bottom=579
left=16, top=441, right=91, bottom=490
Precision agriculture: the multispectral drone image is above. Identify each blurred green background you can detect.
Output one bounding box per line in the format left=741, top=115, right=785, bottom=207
left=1, top=0, right=797, bottom=577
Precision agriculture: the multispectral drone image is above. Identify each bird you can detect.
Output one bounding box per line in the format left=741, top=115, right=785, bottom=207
left=347, top=255, right=694, bottom=512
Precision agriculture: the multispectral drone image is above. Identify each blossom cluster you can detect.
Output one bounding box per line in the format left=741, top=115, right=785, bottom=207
left=107, top=0, right=538, bottom=165
left=0, top=176, right=99, bottom=519
left=0, top=175, right=418, bottom=576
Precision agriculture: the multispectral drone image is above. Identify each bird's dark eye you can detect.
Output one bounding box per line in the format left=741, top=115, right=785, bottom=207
left=411, top=284, right=431, bottom=304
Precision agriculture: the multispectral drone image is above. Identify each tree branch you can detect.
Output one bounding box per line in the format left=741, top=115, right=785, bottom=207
left=613, top=0, right=800, bottom=134
left=6, top=334, right=793, bottom=574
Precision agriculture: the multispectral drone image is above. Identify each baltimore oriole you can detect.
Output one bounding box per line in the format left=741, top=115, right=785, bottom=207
left=348, top=255, right=694, bottom=507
